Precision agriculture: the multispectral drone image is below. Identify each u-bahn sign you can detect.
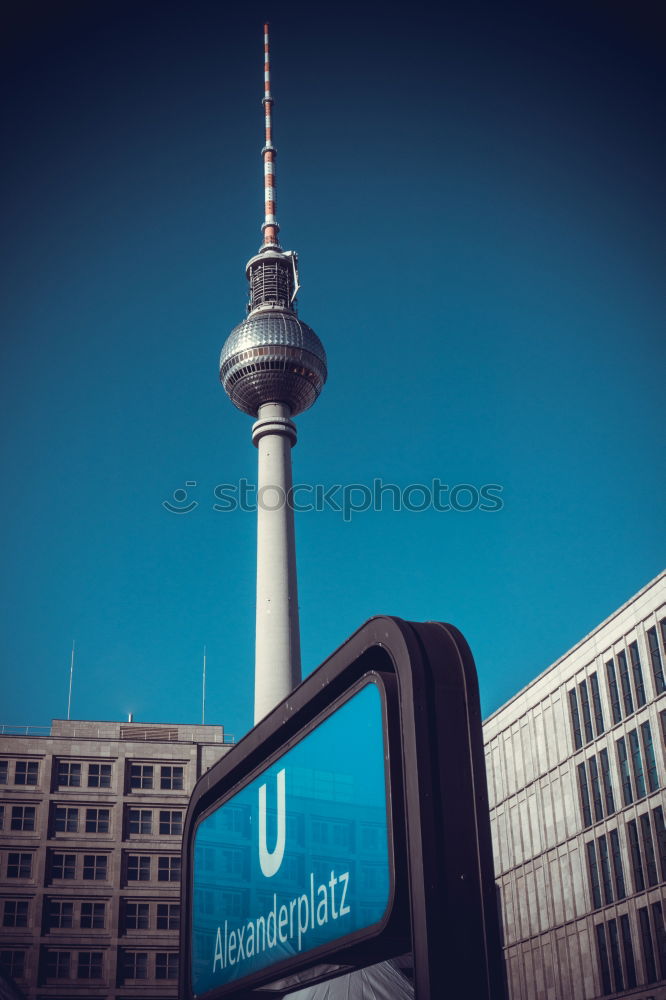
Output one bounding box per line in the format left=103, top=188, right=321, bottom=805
left=180, top=618, right=505, bottom=999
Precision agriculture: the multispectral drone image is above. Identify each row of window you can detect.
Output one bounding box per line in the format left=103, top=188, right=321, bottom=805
left=576, top=721, right=659, bottom=829
left=0, top=761, right=39, bottom=785
left=0, top=851, right=181, bottom=883
left=2, top=896, right=180, bottom=931
left=0, top=948, right=179, bottom=983
left=0, top=803, right=185, bottom=837
left=595, top=901, right=665, bottom=994
left=626, top=808, right=666, bottom=893
left=55, top=762, right=114, bottom=788
left=586, top=806, right=666, bottom=909
left=0, top=760, right=185, bottom=791
left=568, top=619, right=666, bottom=751
left=586, top=830, right=626, bottom=908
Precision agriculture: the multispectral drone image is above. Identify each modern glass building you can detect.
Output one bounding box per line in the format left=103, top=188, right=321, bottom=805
left=484, top=571, right=666, bottom=999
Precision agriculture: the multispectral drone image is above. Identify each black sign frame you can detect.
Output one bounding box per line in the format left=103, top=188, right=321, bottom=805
left=180, top=617, right=505, bottom=999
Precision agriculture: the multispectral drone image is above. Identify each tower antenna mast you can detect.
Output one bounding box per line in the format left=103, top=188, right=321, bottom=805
left=67, top=640, right=75, bottom=720
left=202, top=645, right=207, bottom=725
left=261, top=23, right=279, bottom=250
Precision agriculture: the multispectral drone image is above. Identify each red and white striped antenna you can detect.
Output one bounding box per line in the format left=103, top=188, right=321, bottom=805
left=261, top=23, right=280, bottom=250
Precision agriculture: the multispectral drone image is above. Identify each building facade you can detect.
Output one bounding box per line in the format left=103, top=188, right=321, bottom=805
left=484, top=571, right=666, bottom=1000
left=0, top=719, right=231, bottom=999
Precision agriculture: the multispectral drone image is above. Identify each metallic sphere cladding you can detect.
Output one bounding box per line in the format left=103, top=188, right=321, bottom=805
left=219, top=306, right=327, bottom=417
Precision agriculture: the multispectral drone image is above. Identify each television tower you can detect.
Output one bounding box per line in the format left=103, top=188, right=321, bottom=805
left=219, top=23, right=327, bottom=724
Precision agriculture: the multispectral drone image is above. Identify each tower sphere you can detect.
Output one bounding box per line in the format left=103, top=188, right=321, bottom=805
left=219, top=305, right=327, bottom=417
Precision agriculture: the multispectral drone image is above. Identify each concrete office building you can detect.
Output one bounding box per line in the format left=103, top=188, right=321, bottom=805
left=484, top=571, right=666, bottom=1000
left=0, top=718, right=230, bottom=998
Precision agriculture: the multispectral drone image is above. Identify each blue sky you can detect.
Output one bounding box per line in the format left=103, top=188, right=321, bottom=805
left=1, top=0, right=663, bottom=740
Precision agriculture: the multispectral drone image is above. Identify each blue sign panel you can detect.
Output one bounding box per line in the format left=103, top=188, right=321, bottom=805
left=191, top=679, right=392, bottom=995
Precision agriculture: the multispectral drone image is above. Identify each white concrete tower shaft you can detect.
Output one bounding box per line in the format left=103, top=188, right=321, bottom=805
left=252, top=401, right=301, bottom=722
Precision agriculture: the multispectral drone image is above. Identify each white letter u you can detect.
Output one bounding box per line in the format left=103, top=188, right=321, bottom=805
left=258, top=768, right=286, bottom=878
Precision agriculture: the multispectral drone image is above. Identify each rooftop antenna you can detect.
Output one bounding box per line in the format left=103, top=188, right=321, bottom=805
left=202, top=645, right=207, bottom=725
left=67, top=640, right=75, bottom=720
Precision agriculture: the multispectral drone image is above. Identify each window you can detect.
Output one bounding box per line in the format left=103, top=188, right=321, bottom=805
left=598, top=835, right=613, bottom=905
left=160, top=765, right=184, bottom=790
left=7, top=853, right=32, bottom=878
left=606, top=659, right=622, bottom=724
left=569, top=688, right=582, bottom=749
left=627, top=819, right=645, bottom=892
left=157, top=902, right=180, bottom=930
left=628, top=641, right=646, bottom=707
left=617, top=650, right=634, bottom=716
left=647, top=625, right=665, bottom=695
left=609, top=829, right=626, bottom=900
left=653, top=805, right=666, bottom=881
left=220, top=806, right=246, bottom=835
left=640, top=812, right=659, bottom=887
left=640, top=721, right=659, bottom=793
left=616, top=737, right=633, bottom=806
left=586, top=841, right=602, bottom=909
left=361, top=825, right=382, bottom=852
left=0, top=761, right=7, bottom=783
left=619, top=913, right=637, bottom=988
left=588, top=756, right=604, bottom=822
left=595, top=923, right=612, bottom=994
left=577, top=762, right=592, bottom=827
left=599, top=749, right=615, bottom=815
left=130, top=764, right=153, bottom=789
left=312, top=819, right=328, bottom=843
left=3, top=900, right=28, bottom=927
left=49, top=900, right=74, bottom=928
left=159, top=810, right=182, bottom=836
left=77, top=951, right=103, bottom=978
left=56, top=761, right=80, bottom=787
left=80, top=902, right=105, bottom=929
left=156, top=952, right=179, bottom=979
left=124, top=951, right=148, bottom=980
left=82, top=854, right=107, bottom=880
left=590, top=672, right=604, bottom=735
left=127, top=855, right=151, bottom=881
left=0, top=950, right=25, bottom=981
left=125, top=902, right=149, bottom=929
left=639, top=906, right=658, bottom=982
left=46, top=950, right=70, bottom=978
left=652, top=901, right=665, bottom=981
left=85, top=808, right=110, bottom=833
left=158, top=855, right=181, bottom=882
left=54, top=806, right=78, bottom=833
left=628, top=728, right=647, bottom=799
left=607, top=918, right=624, bottom=992
left=0, top=805, right=3, bottom=829
left=51, top=853, right=75, bottom=879
left=333, top=821, right=352, bottom=849
left=10, top=805, right=36, bottom=831
left=219, top=847, right=245, bottom=878
left=128, top=808, right=152, bottom=835
left=579, top=680, right=594, bottom=743
left=88, top=762, right=112, bottom=787
left=661, top=708, right=666, bottom=749
left=14, top=761, right=38, bottom=785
